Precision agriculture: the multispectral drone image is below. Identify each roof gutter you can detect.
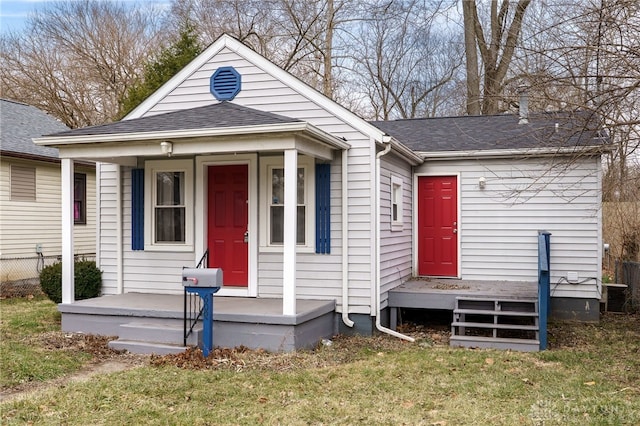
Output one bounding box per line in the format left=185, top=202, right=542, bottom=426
left=34, top=122, right=350, bottom=151
left=418, top=144, right=612, bottom=161
left=375, top=139, right=415, bottom=342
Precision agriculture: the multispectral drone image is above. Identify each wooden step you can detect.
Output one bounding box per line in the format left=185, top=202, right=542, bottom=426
left=450, top=335, right=540, bottom=352
left=451, top=321, right=539, bottom=331
left=454, top=308, right=538, bottom=317
left=456, top=296, right=537, bottom=304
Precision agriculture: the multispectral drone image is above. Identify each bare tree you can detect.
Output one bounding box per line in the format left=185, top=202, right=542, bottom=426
left=0, top=0, right=163, bottom=127
left=353, top=0, right=463, bottom=120
left=463, top=0, right=532, bottom=115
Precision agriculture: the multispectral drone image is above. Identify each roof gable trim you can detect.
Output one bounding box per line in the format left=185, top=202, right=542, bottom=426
left=125, top=34, right=385, bottom=142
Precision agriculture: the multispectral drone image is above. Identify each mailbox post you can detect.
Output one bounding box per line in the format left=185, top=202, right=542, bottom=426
left=182, top=268, right=223, bottom=357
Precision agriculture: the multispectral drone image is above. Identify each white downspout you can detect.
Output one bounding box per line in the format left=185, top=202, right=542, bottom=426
left=375, top=139, right=415, bottom=342
left=341, top=149, right=354, bottom=327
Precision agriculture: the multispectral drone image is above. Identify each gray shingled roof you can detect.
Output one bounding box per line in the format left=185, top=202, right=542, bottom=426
left=1, top=99, right=67, bottom=159
left=371, top=111, right=606, bottom=153
left=49, top=101, right=302, bottom=137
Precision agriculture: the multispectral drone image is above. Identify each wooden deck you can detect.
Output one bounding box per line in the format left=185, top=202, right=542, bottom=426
left=59, top=293, right=336, bottom=353
left=388, top=278, right=537, bottom=330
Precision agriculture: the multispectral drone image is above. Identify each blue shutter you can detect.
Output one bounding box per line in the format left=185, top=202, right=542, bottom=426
left=131, top=169, right=144, bottom=251
left=315, top=163, right=331, bottom=254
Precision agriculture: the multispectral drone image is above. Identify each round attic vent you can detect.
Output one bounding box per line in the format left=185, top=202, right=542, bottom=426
left=210, top=66, right=241, bottom=101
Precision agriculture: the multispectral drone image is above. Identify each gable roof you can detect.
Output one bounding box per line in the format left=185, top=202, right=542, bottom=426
left=371, top=111, right=608, bottom=155
left=0, top=99, right=67, bottom=159
left=126, top=33, right=387, bottom=142
left=50, top=102, right=302, bottom=137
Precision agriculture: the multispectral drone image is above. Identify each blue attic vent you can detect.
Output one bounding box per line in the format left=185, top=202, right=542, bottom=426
left=210, top=66, right=241, bottom=101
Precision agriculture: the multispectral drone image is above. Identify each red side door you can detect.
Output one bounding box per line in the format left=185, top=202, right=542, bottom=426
left=207, top=165, right=248, bottom=286
left=418, top=176, right=458, bottom=277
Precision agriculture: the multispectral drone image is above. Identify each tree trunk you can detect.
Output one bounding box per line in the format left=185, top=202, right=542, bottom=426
left=463, top=0, right=481, bottom=115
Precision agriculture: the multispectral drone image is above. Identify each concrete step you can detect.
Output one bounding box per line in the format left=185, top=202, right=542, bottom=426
left=450, top=335, right=540, bottom=352
left=118, top=321, right=202, bottom=346
left=108, top=339, right=188, bottom=355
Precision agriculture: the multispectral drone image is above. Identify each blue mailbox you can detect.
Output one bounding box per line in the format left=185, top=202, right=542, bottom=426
left=182, top=268, right=222, bottom=357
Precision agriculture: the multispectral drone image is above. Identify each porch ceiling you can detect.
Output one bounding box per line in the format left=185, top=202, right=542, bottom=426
left=33, top=102, right=350, bottom=163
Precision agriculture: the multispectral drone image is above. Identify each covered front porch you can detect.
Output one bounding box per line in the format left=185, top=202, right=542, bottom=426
left=59, top=293, right=336, bottom=353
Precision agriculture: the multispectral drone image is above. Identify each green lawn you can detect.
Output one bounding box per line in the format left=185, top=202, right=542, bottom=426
left=1, top=297, right=639, bottom=425
left=0, top=298, right=91, bottom=389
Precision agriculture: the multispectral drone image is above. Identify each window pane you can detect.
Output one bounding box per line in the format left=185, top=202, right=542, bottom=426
left=297, top=206, right=305, bottom=244
left=74, top=173, right=86, bottom=224
left=271, top=169, right=284, bottom=204
left=297, top=168, right=304, bottom=204
left=271, top=205, right=283, bottom=244
left=155, top=207, right=185, bottom=242
left=156, top=172, right=184, bottom=206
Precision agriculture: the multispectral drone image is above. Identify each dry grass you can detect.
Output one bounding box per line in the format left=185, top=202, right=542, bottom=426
left=1, top=298, right=639, bottom=425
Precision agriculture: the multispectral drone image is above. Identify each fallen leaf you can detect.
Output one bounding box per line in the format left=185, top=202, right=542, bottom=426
left=584, top=381, right=596, bottom=386
left=258, top=397, right=268, bottom=403
left=402, top=401, right=415, bottom=408
left=485, top=358, right=494, bottom=365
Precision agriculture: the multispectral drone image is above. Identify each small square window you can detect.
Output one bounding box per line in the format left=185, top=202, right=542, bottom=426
left=391, top=175, right=403, bottom=230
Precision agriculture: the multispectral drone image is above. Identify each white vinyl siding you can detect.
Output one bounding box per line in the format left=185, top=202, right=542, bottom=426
left=128, top=47, right=376, bottom=313
left=415, top=155, right=601, bottom=300
left=379, top=153, right=414, bottom=308
left=0, top=158, right=96, bottom=262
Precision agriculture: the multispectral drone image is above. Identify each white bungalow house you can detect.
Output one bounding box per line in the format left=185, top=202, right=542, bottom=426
left=0, top=99, right=95, bottom=292
left=34, top=35, right=608, bottom=353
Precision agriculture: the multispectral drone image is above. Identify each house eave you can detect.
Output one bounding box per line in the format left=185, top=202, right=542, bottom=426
left=376, top=136, right=423, bottom=165
left=34, top=122, right=350, bottom=151
left=418, top=144, right=611, bottom=161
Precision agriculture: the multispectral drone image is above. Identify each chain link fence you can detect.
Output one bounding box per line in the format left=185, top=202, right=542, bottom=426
left=0, top=253, right=95, bottom=298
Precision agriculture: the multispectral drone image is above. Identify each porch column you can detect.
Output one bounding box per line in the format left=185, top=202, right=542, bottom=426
left=282, top=149, right=297, bottom=316
left=61, top=158, right=75, bottom=304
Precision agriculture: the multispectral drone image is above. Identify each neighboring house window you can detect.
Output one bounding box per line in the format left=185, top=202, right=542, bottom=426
left=74, top=173, right=86, bottom=224
left=10, top=164, right=36, bottom=201
left=391, top=175, right=403, bottom=230
left=145, top=160, right=193, bottom=251
left=260, top=155, right=315, bottom=250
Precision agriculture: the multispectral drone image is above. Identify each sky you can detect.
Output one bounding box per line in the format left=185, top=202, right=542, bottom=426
left=0, top=0, right=169, bottom=35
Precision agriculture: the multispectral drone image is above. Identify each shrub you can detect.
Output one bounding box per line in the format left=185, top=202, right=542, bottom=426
left=39, top=261, right=102, bottom=304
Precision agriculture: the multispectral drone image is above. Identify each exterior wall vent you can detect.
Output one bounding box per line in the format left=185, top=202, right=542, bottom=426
left=210, top=67, right=241, bottom=101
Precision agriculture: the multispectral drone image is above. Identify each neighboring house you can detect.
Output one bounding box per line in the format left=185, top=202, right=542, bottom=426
left=34, top=35, right=608, bottom=353
left=0, top=99, right=96, bottom=287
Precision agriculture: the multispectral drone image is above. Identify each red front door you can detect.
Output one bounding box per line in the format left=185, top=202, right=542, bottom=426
left=207, top=165, right=248, bottom=286
left=418, top=176, right=458, bottom=277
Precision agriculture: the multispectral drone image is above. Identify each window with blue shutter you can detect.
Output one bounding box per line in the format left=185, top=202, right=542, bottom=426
left=315, top=163, right=331, bottom=254
left=131, top=168, right=144, bottom=250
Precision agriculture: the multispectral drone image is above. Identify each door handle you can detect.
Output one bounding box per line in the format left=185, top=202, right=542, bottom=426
left=453, top=229, right=457, bottom=234
left=243, top=231, right=249, bottom=243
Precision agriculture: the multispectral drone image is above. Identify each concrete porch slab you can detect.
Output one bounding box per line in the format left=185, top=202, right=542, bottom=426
left=58, top=293, right=336, bottom=353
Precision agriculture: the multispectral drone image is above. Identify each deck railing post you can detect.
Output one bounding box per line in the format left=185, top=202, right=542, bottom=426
left=538, top=230, right=551, bottom=350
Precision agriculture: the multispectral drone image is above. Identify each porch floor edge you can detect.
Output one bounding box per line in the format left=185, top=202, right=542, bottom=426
left=58, top=293, right=336, bottom=326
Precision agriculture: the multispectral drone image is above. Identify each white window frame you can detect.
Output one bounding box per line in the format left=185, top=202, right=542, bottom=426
left=391, top=175, right=404, bottom=231
left=259, top=155, right=315, bottom=252
left=144, top=159, right=194, bottom=252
